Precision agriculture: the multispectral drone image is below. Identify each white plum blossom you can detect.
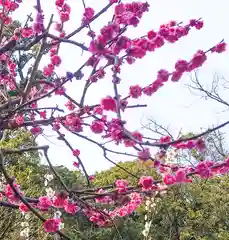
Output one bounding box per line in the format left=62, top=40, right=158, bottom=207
left=20, top=227, right=30, bottom=238
left=54, top=210, right=62, bottom=218
left=142, top=196, right=158, bottom=238
left=45, top=187, right=55, bottom=198
left=21, top=222, right=29, bottom=227
left=44, top=174, right=54, bottom=182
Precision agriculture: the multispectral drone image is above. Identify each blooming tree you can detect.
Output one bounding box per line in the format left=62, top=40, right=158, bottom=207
left=0, top=0, right=227, bottom=239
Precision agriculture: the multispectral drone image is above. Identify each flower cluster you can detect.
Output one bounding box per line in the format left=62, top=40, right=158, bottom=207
left=43, top=218, right=62, bottom=233
left=5, top=183, right=23, bottom=204
left=129, top=41, right=226, bottom=99
left=20, top=214, right=31, bottom=239
left=82, top=7, right=94, bottom=25
left=0, top=0, right=21, bottom=25
left=114, top=2, right=149, bottom=27
left=110, top=192, right=142, bottom=218
left=56, top=0, right=71, bottom=22
left=43, top=1, right=71, bottom=80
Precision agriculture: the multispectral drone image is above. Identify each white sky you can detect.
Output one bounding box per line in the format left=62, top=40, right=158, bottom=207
left=12, top=0, right=229, bottom=174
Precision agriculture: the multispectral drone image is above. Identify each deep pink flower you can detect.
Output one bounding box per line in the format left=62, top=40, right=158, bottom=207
left=5, top=183, right=22, bottom=204
left=55, top=0, right=64, bottom=7
left=211, top=42, right=227, bottom=53
left=126, top=203, right=136, bottom=214
left=158, top=27, right=170, bottom=37
left=175, top=60, right=188, bottom=72
left=15, top=114, right=24, bottom=126
left=143, top=85, right=155, bottom=96
left=116, top=179, right=128, bottom=188
left=73, top=161, right=79, bottom=168
left=96, top=68, right=106, bottom=79
left=175, top=169, right=187, bottom=183
left=21, top=27, right=33, bottom=38
left=65, top=101, right=76, bottom=111
left=154, top=160, right=161, bottom=168
left=127, top=46, right=146, bottom=59
left=93, top=106, right=103, bottom=115
left=62, top=3, right=71, bottom=13
left=138, top=148, right=151, bottom=161
left=157, top=69, right=169, bottom=82
left=218, top=165, right=229, bottom=174
left=52, top=194, right=68, bottom=208
left=89, top=175, right=95, bottom=181
left=33, top=12, right=44, bottom=33
left=64, top=202, right=79, bottom=214
left=101, top=23, right=120, bottom=41
left=101, top=96, right=116, bottom=111
left=87, top=30, right=96, bottom=38
left=83, top=7, right=94, bottom=23
left=115, top=3, right=125, bottom=15
left=64, top=115, right=83, bottom=132
left=88, top=211, right=106, bottom=226
left=39, top=111, right=47, bottom=119
left=89, top=35, right=107, bottom=54
left=195, top=20, right=204, bottom=30
left=112, top=36, right=131, bottom=54
left=147, top=30, right=157, bottom=40
left=195, top=138, right=206, bottom=152
left=60, top=12, right=70, bottom=22
left=118, top=207, right=128, bottom=217
left=53, top=120, right=61, bottom=130
left=153, top=35, right=165, bottom=48
left=151, top=79, right=164, bottom=91
left=19, top=203, right=29, bottom=213
left=163, top=174, right=176, bottom=185
left=51, top=55, right=61, bottom=66
left=115, top=179, right=128, bottom=192
left=128, top=15, right=139, bottom=27
left=133, top=131, right=143, bottom=142
left=30, top=127, right=42, bottom=135
left=189, top=19, right=197, bottom=26
left=196, top=161, right=213, bottom=178
left=129, top=85, right=142, bottom=98
left=43, top=64, right=54, bottom=77
left=171, top=71, right=183, bottom=82
left=139, top=176, right=153, bottom=190
left=38, top=196, right=52, bottom=211
left=72, top=149, right=80, bottom=157
left=186, top=140, right=196, bottom=149
left=43, top=218, right=61, bottom=233
left=126, top=56, right=136, bottom=64
left=188, top=50, right=207, bottom=71
left=189, top=19, right=204, bottom=30
left=124, top=131, right=143, bottom=147
left=159, top=136, right=171, bottom=144
left=87, top=56, right=98, bottom=67
left=90, top=120, right=105, bottom=134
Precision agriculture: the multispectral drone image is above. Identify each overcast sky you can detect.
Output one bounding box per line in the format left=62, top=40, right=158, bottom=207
left=12, top=0, right=229, bottom=174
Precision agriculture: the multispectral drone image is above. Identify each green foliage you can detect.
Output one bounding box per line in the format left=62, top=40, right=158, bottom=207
left=0, top=130, right=46, bottom=239
left=0, top=130, right=86, bottom=239
left=148, top=176, right=229, bottom=240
